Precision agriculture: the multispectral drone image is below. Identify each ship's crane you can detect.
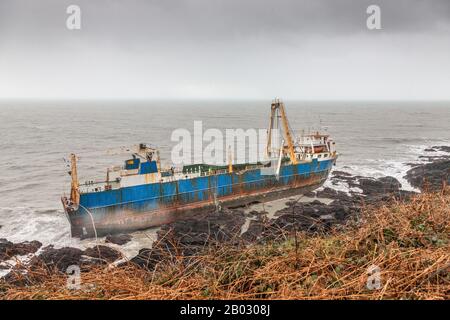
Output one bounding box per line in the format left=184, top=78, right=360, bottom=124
left=69, top=153, right=80, bottom=206
left=266, top=98, right=298, bottom=165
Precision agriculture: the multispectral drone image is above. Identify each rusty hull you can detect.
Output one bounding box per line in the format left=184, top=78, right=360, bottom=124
left=64, top=170, right=330, bottom=238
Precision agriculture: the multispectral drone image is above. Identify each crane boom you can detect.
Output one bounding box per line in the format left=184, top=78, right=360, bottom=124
left=69, top=153, right=80, bottom=206
left=266, top=99, right=298, bottom=164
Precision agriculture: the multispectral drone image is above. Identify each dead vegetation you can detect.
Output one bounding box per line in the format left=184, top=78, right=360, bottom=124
left=1, top=188, right=449, bottom=300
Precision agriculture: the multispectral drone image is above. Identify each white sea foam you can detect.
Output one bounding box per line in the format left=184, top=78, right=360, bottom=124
left=0, top=206, right=160, bottom=259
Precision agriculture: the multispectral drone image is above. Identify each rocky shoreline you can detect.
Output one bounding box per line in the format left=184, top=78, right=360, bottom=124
left=1, top=146, right=449, bottom=282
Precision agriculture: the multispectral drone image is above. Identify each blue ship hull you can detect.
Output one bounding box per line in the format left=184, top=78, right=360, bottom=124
left=66, top=158, right=335, bottom=238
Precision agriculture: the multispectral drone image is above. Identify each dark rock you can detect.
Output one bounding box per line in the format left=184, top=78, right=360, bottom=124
left=30, top=246, right=84, bottom=272
left=332, top=170, right=353, bottom=177
left=316, top=187, right=339, bottom=198
left=159, top=209, right=245, bottom=247
left=27, top=244, right=121, bottom=273
left=83, top=245, right=122, bottom=263
left=241, top=219, right=267, bottom=242
left=12, top=241, right=42, bottom=256
left=303, top=191, right=316, bottom=197
left=416, top=146, right=450, bottom=163
left=358, top=176, right=401, bottom=195
left=0, top=239, right=15, bottom=261
left=0, top=238, right=42, bottom=262
left=128, top=209, right=246, bottom=269
left=128, top=247, right=167, bottom=270
left=243, top=199, right=360, bottom=242
left=405, top=159, right=450, bottom=191
left=432, top=146, right=450, bottom=153
left=105, top=234, right=132, bottom=246
left=333, top=205, right=351, bottom=221
left=248, top=210, right=266, bottom=216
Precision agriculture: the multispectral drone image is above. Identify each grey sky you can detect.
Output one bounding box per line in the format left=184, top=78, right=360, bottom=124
left=1, top=0, right=449, bottom=100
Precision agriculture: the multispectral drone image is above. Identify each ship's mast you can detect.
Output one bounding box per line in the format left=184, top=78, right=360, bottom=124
left=156, top=149, right=161, bottom=173
left=266, top=99, right=298, bottom=164
left=69, top=153, right=80, bottom=206
left=228, top=145, right=233, bottom=173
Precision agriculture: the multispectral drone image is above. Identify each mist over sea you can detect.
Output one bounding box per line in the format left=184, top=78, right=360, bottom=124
left=0, top=100, right=449, bottom=252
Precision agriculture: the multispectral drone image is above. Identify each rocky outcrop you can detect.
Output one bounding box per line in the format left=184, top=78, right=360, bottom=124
left=359, top=176, right=401, bottom=195
left=2, top=244, right=123, bottom=282
left=404, top=146, right=450, bottom=191
left=432, top=146, right=450, bottom=153
left=405, top=160, right=450, bottom=191
left=105, top=234, right=132, bottom=246
left=242, top=193, right=359, bottom=243
left=128, top=210, right=245, bottom=270
left=0, top=238, right=42, bottom=262
left=29, top=246, right=84, bottom=272
left=83, top=245, right=122, bottom=263
left=2, top=244, right=124, bottom=286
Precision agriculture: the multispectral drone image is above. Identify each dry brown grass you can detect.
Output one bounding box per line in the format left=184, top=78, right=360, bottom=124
left=1, top=188, right=449, bottom=300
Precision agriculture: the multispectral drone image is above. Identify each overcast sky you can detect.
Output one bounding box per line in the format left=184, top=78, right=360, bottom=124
left=1, top=0, right=449, bottom=100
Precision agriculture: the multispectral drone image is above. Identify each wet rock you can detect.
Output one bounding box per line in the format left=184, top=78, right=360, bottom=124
left=26, top=244, right=121, bottom=273
left=332, top=170, right=353, bottom=178
left=334, top=205, right=350, bottom=221
left=303, top=191, right=316, bottom=197
left=83, top=245, right=122, bottom=263
left=128, top=209, right=246, bottom=269
left=159, top=209, right=245, bottom=249
left=242, top=199, right=359, bottom=242
left=1, top=239, right=18, bottom=261
left=316, top=187, right=340, bottom=199
left=358, top=176, right=401, bottom=195
left=432, top=146, right=450, bottom=153
left=0, top=264, right=10, bottom=270
left=0, top=238, right=42, bottom=262
left=241, top=219, right=267, bottom=242
left=105, top=234, right=132, bottom=246
left=30, top=246, right=84, bottom=272
left=12, top=241, right=42, bottom=256
left=247, top=210, right=266, bottom=216
left=405, top=159, right=450, bottom=191
left=330, top=171, right=361, bottom=188
left=128, top=247, right=166, bottom=270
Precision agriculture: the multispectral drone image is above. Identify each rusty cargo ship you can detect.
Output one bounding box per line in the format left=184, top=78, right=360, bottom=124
left=61, top=99, right=337, bottom=238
